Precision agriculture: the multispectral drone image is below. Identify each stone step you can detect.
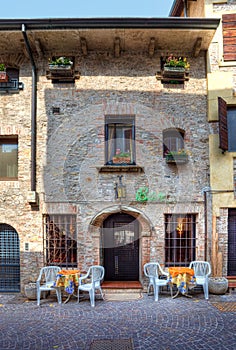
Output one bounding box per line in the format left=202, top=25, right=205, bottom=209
left=227, top=276, right=236, bottom=288
left=102, top=281, right=143, bottom=294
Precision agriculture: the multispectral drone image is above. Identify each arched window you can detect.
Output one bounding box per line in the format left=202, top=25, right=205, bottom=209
left=163, top=128, right=185, bottom=157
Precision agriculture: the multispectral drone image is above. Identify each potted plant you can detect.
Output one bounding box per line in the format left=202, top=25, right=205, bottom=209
left=0, top=63, right=8, bottom=82
left=112, top=152, right=131, bottom=164
left=165, top=149, right=189, bottom=164
left=162, top=54, right=190, bottom=79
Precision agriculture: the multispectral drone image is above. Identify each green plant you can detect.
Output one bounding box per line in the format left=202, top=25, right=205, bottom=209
left=164, top=55, right=190, bottom=69
left=49, top=56, right=73, bottom=66
left=0, top=63, right=6, bottom=71
left=113, top=152, right=130, bottom=158
left=166, top=149, right=190, bottom=156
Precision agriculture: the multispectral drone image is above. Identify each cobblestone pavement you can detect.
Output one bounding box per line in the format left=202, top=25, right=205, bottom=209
left=0, top=291, right=236, bottom=350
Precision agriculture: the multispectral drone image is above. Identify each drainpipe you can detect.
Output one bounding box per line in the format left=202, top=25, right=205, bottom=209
left=183, top=0, right=188, bottom=17
left=204, top=190, right=208, bottom=261
left=22, top=24, right=37, bottom=193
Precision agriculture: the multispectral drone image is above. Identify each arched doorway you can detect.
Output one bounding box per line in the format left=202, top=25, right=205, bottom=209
left=0, top=224, right=20, bottom=292
left=103, top=213, right=139, bottom=281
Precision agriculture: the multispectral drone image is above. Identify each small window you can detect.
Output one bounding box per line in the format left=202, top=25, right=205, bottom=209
left=165, top=214, right=196, bottom=267
left=105, top=116, right=135, bottom=165
left=163, top=128, right=185, bottom=156
left=0, top=136, right=18, bottom=180
left=6, top=67, right=19, bottom=81
left=43, top=214, right=77, bottom=268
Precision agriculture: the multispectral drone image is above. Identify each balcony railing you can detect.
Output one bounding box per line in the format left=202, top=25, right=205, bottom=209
left=0, top=79, right=24, bottom=93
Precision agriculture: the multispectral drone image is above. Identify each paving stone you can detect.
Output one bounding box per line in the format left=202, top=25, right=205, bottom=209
left=0, top=292, right=236, bottom=349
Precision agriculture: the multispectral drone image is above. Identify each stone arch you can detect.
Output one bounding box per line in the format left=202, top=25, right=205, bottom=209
left=90, top=205, right=153, bottom=234
left=88, top=205, right=153, bottom=282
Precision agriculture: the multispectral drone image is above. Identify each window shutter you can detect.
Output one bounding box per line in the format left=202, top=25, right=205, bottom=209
left=222, top=14, right=236, bottom=61
left=218, top=97, right=228, bottom=151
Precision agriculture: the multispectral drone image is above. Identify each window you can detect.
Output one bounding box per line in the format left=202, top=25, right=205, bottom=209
left=6, top=68, right=19, bottom=81
left=43, top=215, right=77, bottom=268
left=163, top=128, right=185, bottom=156
left=222, top=14, right=236, bottom=62
left=165, top=214, right=196, bottom=267
left=105, top=116, right=135, bottom=165
left=0, top=136, right=18, bottom=179
left=218, top=97, right=236, bottom=152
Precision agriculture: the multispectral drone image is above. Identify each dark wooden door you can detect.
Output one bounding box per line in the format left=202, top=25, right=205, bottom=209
left=103, top=213, right=139, bottom=281
left=228, top=209, right=236, bottom=275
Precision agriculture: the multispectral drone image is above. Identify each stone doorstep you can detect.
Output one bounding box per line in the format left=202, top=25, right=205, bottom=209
left=227, top=276, right=236, bottom=292
left=102, top=281, right=143, bottom=294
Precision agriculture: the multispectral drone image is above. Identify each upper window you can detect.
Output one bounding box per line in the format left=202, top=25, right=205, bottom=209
left=165, top=214, right=196, bottom=267
left=163, top=128, right=185, bottom=156
left=218, top=97, right=236, bottom=152
left=222, top=14, right=236, bottom=62
left=105, top=116, right=135, bottom=165
left=0, top=136, right=18, bottom=180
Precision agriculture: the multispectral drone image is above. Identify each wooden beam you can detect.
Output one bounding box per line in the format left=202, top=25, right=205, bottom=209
left=192, top=37, right=202, bottom=57
left=35, top=39, right=44, bottom=59
left=114, top=37, right=120, bottom=58
left=80, top=37, right=88, bottom=56
left=148, top=37, right=155, bottom=57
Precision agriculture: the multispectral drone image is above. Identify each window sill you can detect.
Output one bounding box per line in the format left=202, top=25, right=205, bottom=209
left=98, top=165, right=144, bottom=173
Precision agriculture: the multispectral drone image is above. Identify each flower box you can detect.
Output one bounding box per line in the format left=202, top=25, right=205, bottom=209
left=163, top=66, right=186, bottom=79
left=48, top=64, right=73, bottom=71
left=112, top=157, right=131, bottom=164
left=165, top=153, right=188, bottom=164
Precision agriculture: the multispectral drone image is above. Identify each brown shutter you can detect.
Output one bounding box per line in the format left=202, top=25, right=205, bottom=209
left=218, top=97, right=228, bottom=151
left=222, top=14, right=236, bottom=61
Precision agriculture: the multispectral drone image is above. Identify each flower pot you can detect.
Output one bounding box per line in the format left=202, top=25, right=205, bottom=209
left=208, top=277, right=228, bottom=295
left=0, top=71, right=8, bottom=82
left=24, top=283, right=37, bottom=300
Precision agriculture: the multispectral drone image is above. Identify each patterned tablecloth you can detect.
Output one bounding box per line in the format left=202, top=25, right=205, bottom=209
left=54, top=269, right=80, bottom=295
left=168, top=267, right=196, bottom=296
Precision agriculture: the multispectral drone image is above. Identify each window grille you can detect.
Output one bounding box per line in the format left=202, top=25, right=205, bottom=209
left=0, top=224, right=20, bottom=292
left=164, top=214, right=196, bottom=267
left=43, top=215, right=77, bottom=268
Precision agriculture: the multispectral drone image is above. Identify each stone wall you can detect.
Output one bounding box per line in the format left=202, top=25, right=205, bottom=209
left=0, top=49, right=210, bottom=289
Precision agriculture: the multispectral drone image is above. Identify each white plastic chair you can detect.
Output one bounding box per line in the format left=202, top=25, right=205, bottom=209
left=77, top=265, right=105, bottom=307
left=144, top=262, right=172, bottom=301
left=36, top=266, right=62, bottom=306
left=189, top=261, right=211, bottom=300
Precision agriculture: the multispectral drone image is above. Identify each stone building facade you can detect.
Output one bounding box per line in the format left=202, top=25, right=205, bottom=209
left=0, top=17, right=219, bottom=292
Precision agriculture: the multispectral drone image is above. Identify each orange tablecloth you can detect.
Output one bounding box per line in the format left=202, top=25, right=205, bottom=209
left=168, top=267, right=196, bottom=295
left=54, top=269, right=80, bottom=294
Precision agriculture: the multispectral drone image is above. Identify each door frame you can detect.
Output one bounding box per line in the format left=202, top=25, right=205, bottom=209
left=102, top=213, right=140, bottom=281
